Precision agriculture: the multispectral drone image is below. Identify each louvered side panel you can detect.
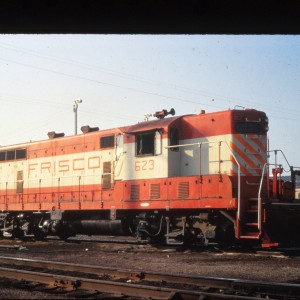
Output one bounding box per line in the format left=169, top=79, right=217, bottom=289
left=150, top=183, right=160, bottom=199
left=178, top=182, right=189, bottom=199
left=130, top=184, right=140, bottom=200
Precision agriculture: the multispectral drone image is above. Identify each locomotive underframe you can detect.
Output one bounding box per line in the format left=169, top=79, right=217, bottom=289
left=0, top=208, right=237, bottom=245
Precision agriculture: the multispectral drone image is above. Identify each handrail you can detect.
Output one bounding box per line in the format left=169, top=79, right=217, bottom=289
left=0, top=173, right=100, bottom=205
left=167, top=140, right=241, bottom=220
left=224, top=142, right=241, bottom=221
left=166, top=140, right=220, bottom=150
left=166, top=140, right=221, bottom=178
left=257, top=163, right=268, bottom=231
left=268, top=149, right=291, bottom=172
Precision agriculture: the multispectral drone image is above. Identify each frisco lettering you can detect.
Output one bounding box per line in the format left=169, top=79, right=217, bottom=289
left=28, top=156, right=100, bottom=175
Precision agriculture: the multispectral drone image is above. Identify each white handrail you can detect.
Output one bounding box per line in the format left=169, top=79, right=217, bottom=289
left=165, top=140, right=221, bottom=149
left=224, top=142, right=241, bottom=221
left=167, top=140, right=241, bottom=221
left=258, top=163, right=268, bottom=231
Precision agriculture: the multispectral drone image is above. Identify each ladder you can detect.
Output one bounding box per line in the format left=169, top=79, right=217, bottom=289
left=239, top=197, right=260, bottom=240
left=238, top=164, right=268, bottom=241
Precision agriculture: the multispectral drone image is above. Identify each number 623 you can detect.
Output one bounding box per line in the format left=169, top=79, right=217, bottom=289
left=135, top=160, right=154, bottom=171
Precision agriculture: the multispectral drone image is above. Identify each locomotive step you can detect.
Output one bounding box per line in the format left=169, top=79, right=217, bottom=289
left=247, top=198, right=258, bottom=207
left=243, top=223, right=259, bottom=226
left=239, top=235, right=260, bottom=239
left=246, top=209, right=258, bottom=213
left=248, top=206, right=258, bottom=210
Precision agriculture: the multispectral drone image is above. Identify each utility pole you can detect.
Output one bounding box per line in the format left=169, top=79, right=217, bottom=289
left=73, top=99, right=82, bottom=135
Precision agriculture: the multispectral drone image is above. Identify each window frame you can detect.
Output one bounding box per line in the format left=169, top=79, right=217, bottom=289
left=135, top=130, right=162, bottom=157
left=100, top=135, right=115, bottom=149
left=235, top=122, right=262, bottom=134
left=0, top=148, right=27, bottom=162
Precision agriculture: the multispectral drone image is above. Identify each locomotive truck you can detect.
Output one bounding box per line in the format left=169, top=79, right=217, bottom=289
left=0, top=107, right=299, bottom=246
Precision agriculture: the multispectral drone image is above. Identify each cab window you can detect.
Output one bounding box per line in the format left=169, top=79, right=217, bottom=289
left=136, top=130, right=161, bottom=156
left=136, top=132, right=154, bottom=156
left=100, top=135, right=114, bottom=148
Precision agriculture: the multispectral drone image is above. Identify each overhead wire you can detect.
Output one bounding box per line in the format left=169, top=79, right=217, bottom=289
left=0, top=56, right=221, bottom=109
left=0, top=40, right=299, bottom=121
left=0, top=41, right=229, bottom=100
left=0, top=41, right=250, bottom=111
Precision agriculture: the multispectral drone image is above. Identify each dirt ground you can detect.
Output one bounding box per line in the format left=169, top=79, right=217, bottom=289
left=0, top=236, right=300, bottom=298
left=1, top=236, right=300, bottom=282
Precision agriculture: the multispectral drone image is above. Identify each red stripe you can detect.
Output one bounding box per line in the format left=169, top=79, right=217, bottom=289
left=234, top=135, right=266, bottom=166
left=230, top=142, right=258, bottom=175
left=251, top=137, right=267, bottom=154
left=231, top=154, right=252, bottom=176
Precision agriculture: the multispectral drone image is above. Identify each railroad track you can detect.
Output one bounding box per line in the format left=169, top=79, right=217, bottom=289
left=3, top=233, right=300, bottom=254
left=0, top=256, right=299, bottom=299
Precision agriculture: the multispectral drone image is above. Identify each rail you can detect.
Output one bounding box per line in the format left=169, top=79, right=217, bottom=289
left=0, top=256, right=299, bottom=299
left=0, top=267, right=198, bottom=299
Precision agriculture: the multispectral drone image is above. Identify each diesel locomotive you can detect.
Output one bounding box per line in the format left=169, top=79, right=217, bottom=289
left=0, top=107, right=299, bottom=246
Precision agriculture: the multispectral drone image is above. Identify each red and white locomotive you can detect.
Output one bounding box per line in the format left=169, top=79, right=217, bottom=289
left=0, top=107, right=299, bottom=246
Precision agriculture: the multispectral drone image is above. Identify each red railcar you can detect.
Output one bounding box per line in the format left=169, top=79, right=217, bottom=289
left=0, top=108, right=299, bottom=246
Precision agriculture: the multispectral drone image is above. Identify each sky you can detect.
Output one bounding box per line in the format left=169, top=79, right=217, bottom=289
left=0, top=35, right=299, bottom=173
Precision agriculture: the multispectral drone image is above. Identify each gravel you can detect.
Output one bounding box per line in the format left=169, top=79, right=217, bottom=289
left=1, top=236, right=300, bottom=298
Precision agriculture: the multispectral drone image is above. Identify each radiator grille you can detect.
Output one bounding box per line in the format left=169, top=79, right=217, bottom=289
left=150, top=184, right=160, bottom=199
left=130, top=184, right=140, bottom=200
left=178, top=182, right=189, bottom=199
